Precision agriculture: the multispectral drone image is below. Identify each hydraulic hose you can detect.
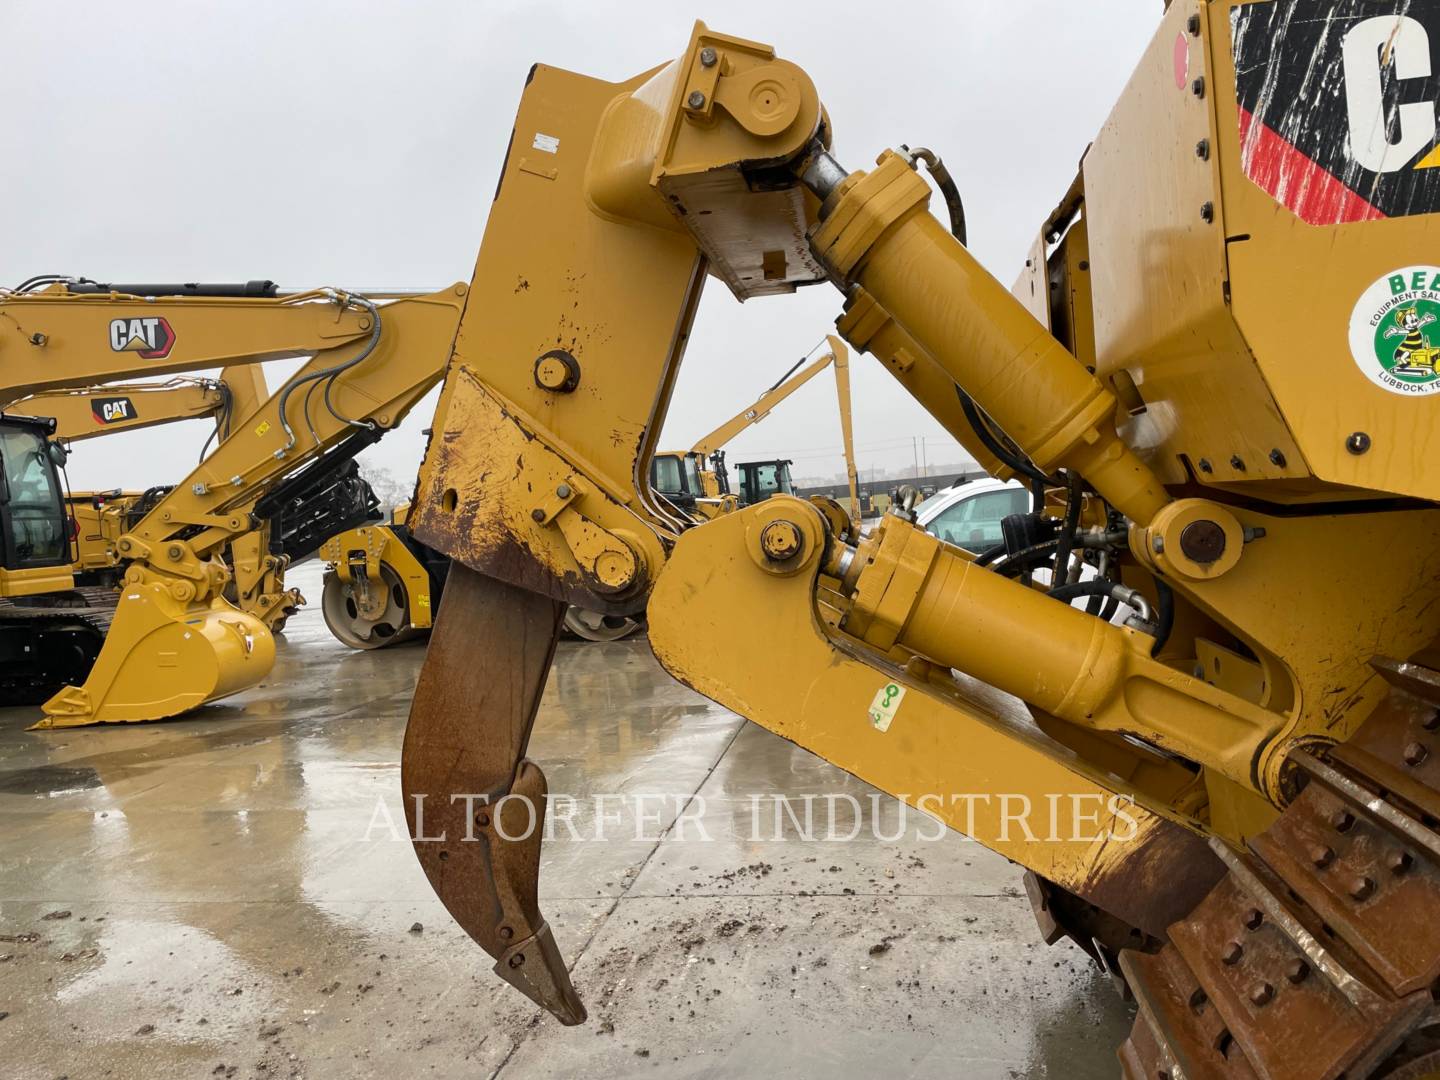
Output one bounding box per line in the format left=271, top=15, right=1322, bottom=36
left=275, top=291, right=382, bottom=454
left=1150, top=578, right=1175, bottom=658
left=901, top=146, right=967, bottom=247
left=1047, top=579, right=1154, bottom=628
left=1051, top=471, right=1082, bottom=586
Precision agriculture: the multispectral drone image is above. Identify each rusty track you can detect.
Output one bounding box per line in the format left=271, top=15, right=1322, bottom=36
left=1118, top=658, right=1440, bottom=1080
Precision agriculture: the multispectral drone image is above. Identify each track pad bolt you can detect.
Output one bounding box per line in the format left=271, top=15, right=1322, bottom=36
left=1285, top=959, right=1309, bottom=984
left=1310, top=845, right=1335, bottom=869
left=1221, top=941, right=1243, bottom=965
left=1387, top=850, right=1414, bottom=876
left=1348, top=876, right=1376, bottom=901
left=760, top=520, right=804, bottom=562
left=1403, top=741, right=1429, bottom=767
left=1248, top=982, right=1274, bottom=1007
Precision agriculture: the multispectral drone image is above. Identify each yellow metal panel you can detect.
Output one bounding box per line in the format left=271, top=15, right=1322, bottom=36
left=1083, top=0, right=1303, bottom=488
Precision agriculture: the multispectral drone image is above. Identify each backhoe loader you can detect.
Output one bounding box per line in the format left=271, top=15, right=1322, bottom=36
left=9, top=368, right=308, bottom=631
left=390, top=11, right=1440, bottom=1078
left=0, top=277, right=465, bottom=725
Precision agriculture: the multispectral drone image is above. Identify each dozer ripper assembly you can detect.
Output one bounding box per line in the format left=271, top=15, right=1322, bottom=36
left=0, top=279, right=466, bottom=726
left=393, top=9, right=1440, bottom=1077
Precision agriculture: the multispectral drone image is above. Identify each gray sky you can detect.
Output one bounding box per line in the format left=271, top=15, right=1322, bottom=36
left=2, top=1, right=1157, bottom=491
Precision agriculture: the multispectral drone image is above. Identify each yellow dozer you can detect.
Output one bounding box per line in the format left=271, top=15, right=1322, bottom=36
left=384, top=12, right=1440, bottom=1078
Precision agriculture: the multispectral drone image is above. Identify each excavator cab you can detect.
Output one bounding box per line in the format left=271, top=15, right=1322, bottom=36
left=0, top=416, right=71, bottom=582
left=647, top=450, right=707, bottom=510
left=733, top=458, right=794, bottom=506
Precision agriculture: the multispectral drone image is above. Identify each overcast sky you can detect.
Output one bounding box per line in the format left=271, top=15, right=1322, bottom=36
left=2, top=1, right=1158, bottom=491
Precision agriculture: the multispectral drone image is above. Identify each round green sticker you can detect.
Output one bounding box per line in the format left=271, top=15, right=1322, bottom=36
left=1349, top=266, right=1440, bottom=396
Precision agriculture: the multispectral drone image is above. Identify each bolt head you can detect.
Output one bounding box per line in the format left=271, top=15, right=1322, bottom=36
left=1200, top=201, right=1215, bottom=223
left=1221, top=941, right=1243, bottom=965
left=1192, top=75, right=1206, bottom=97
left=1310, top=844, right=1335, bottom=869
left=687, top=90, right=706, bottom=109
left=1404, top=741, right=1429, bottom=766
left=1349, top=876, right=1376, bottom=901
left=531, top=508, right=546, bottom=523
left=1197, top=458, right=1213, bottom=474
left=699, top=46, right=718, bottom=67
left=1285, top=958, right=1310, bottom=984
left=556, top=483, right=572, bottom=500
left=1268, top=449, right=1286, bottom=467
left=759, top=520, right=804, bottom=562
left=1195, top=138, right=1210, bottom=160
left=1249, top=981, right=1275, bottom=1007
left=1179, top=519, right=1227, bottom=564
left=1346, top=431, right=1371, bottom=455
left=1229, top=454, right=1246, bottom=472
left=1187, top=12, right=1202, bottom=34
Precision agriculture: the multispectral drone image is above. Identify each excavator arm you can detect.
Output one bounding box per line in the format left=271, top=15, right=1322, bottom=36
left=397, top=21, right=1440, bottom=1077
left=11, top=377, right=227, bottom=441
left=688, top=335, right=844, bottom=456
left=688, top=335, right=860, bottom=527
left=10, top=366, right=306, bottom=630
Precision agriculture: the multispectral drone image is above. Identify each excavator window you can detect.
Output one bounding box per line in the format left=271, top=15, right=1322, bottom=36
left=651, top=454, right=686, bottom=497
left=682, top=454, right=704, bottom=496
left=0, top=423, right=68, bottom=568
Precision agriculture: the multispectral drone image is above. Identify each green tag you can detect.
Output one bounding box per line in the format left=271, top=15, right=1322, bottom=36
left=868, top=682, right=905, bottom=732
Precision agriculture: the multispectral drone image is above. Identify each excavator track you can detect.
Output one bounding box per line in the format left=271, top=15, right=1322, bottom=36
left=0, top=587, right=117, bottom=704
left=1118, top=658, right=1440, bottom=1080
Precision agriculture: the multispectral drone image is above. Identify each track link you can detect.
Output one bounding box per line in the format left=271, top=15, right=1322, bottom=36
left=1118, top=658, right=1440, bottom=1080
left=0, top=588, right=117, bottom=703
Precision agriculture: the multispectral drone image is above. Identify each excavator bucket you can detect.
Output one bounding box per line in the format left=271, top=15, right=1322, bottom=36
left=402, top=564, right=585, bottom=1024
left=33, top=582, right=275, bottom=728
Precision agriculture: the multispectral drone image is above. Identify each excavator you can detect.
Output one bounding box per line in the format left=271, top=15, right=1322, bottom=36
left=0, top=276, right=464, bottom=725
left=650, top=334, right=860, bottom=527
left=384, top=12, right=1440, bottom=1079
left=6, top=369, right=308, bottom=630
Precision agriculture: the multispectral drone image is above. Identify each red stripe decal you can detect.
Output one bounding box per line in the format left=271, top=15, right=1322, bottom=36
left=1238, top=105, right=1386, bottom=225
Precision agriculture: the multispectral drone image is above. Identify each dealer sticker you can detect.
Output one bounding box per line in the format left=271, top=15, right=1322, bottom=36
left=1349, top=266, right=1440, bottom=396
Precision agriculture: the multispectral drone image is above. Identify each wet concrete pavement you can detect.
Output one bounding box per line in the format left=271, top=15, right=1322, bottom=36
left=0, top=561, right=1133, bottom=1079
